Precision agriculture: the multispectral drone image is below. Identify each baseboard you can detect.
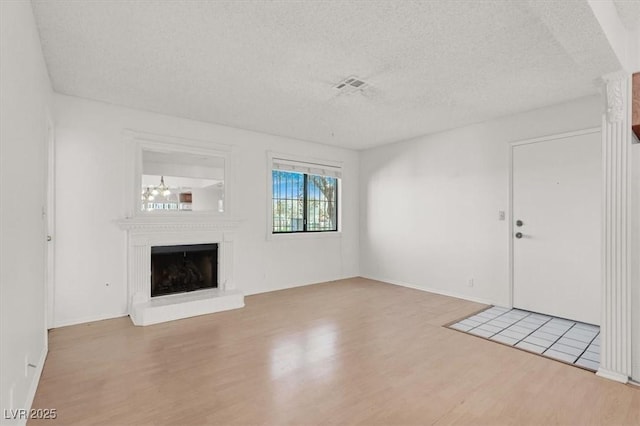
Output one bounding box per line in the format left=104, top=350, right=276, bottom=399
left=596, top=367, right=629, bottom=384
left=361, top=275, right=501, bottom=307
left=11, top=344, right=49, bottom=426
left=53, top=311, right=128, bottom=329
left=243, top=276, right=360, bottom=297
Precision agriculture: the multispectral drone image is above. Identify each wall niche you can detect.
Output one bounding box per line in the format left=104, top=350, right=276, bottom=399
left=122, top=130, right=234, bottom=219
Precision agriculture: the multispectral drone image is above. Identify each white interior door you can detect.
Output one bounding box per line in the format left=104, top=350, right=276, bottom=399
left=512, top=129, right=601, bottom=325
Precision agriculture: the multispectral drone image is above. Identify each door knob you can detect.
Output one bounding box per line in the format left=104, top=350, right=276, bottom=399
left=46, top=235, right=52, bottom=242
left=516, top=220, right=524, bottom=227
left=515, top=232, right=523, bottom=239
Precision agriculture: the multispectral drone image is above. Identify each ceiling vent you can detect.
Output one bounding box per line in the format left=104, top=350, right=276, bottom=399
left=334, top=76, right=368, bottom=94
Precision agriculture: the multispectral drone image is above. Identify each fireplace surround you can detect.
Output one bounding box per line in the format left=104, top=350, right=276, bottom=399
left=117, top=217, right=244, bottom=325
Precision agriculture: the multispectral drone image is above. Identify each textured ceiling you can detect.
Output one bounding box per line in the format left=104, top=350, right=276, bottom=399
left=32, top=0, right=622, bottom=150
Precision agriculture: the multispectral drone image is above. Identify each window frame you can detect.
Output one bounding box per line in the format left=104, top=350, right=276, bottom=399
left=267, top=152, right=343, bottom=239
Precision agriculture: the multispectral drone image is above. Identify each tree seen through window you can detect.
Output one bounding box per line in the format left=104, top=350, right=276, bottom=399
left=272, top=171, right=338, bottom=233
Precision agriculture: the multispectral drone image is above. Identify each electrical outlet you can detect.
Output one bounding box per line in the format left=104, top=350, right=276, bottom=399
left=468, top=278, right=474, bottom=287
left=498, top=210, right=505, bottom=221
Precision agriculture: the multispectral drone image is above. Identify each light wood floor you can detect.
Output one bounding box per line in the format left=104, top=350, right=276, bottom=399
left=31, top=278, right=639, bottom=425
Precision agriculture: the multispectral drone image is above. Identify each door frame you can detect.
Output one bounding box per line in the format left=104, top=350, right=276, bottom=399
left=45, top=110, right=56, bottom=329
left=508, top=127, right=600, bottom=309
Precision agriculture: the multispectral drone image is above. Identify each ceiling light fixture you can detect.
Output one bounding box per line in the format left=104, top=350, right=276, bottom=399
left=157, top=176, right=171, bottom=197
left=141, top=176, right=171, bottom=204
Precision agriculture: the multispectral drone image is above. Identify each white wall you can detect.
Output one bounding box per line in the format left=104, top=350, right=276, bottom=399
left=52, top=94, right=359, bottom=327
left=0, top=0, right=52, bottom=421
left=359, top=96, right=603, bottom=306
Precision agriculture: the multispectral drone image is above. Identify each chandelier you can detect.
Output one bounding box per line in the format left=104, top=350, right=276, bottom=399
left=141, top=176, right=171, bottom=202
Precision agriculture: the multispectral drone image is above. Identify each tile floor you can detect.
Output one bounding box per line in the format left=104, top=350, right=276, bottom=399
left=448, top=306, right=600, bottom=371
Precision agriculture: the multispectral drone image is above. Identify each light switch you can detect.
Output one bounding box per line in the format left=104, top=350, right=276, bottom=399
left=498, top=210, right=505, bottom=221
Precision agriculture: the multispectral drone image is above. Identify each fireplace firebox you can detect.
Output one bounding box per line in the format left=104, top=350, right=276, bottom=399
left=151, top=243, right=218, bottom=297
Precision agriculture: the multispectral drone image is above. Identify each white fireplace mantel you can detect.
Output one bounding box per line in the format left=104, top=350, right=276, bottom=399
left=117, top=216, right=244, bottom=325
left=118, top=216, right=242, bottom=233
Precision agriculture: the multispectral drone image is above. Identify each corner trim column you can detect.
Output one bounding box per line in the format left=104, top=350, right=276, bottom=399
left=597, top=72, right=633, bottom=384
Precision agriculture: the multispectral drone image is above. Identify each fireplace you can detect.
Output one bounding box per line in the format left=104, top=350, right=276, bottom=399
left=151, top=243, right=218, bottom=297
left=118, top=218, right=244, bottom=326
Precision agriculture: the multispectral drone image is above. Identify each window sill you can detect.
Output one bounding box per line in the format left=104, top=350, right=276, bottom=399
left=267, top=231, right=342, bottom=241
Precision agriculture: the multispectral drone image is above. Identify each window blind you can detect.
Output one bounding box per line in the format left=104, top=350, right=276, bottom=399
left=272, top=158, right=342, bottom=179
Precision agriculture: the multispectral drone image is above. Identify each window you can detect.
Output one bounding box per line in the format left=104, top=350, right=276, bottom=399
left=271, top=157, right=341, bottom=234
left=140, top=150, right=225, bottom=214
